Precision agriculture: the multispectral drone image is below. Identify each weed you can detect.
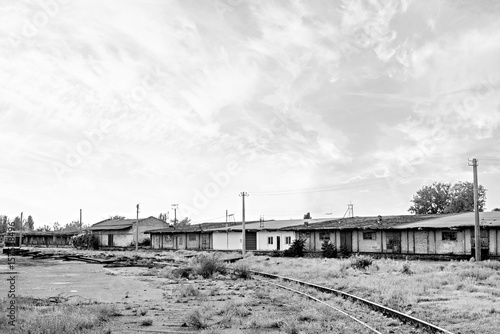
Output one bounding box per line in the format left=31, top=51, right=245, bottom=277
left=140, top=317, right=153, bottom=326
left=137, top=307, right=148, bottom=316
left=192, top=254, right=227, bottom=278
left=232, top=262, right=252, bottom=279
left=350, top=255, right=373, bottom=270
left=185, top=309, right=207, bottom=329
left=401, top=262, right=413, bottom=275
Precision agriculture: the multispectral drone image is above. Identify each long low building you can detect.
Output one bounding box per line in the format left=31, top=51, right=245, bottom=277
left=144, top=212, right=500, bottom=259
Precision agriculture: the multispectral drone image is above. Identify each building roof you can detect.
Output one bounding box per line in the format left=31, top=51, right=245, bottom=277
left=145, top=222, right=240, bottom=234
left=393, top=211, right=500, bottom=229
left=89, top=216, right=164, bottom=231
left=205, top=218, right=337, bottom=232
left=278, top=215, right=443, bottom=231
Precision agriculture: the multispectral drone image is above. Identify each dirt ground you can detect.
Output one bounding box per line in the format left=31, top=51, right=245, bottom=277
left=0, top=253, right=396, bottom=334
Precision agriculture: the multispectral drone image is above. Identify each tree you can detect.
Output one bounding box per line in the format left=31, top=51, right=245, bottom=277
left=36, top=225, right=52, bottom=232
left=61, top=221, right=83, bottom=232
left=109, top=215, right=125, bottom=220
left=409, top=181, right=486, bottom=214
left=176, top=217, right=191, bottom=226
left=158, top=213, right=168, bottom=222
left=52, top=222, right=61, bottom=231
left=0, top=216, right=9, bottom=233
left=13, top=216, right=22, bottom=230
left=493, top=208, right=500, bottom=212
left=25, top=215, right=35, bottom=230
left=446, top=181, right=486, bottom=213
left=303, top=212, right=312, bottom=219
left=408, top=182, right=451, bottom=214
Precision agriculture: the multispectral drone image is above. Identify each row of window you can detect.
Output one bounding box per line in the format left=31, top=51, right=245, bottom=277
left=267, top=236, right=292, bottom=245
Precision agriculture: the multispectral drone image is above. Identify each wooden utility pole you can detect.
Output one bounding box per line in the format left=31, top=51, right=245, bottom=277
left=80, top=209, right=82, bottom=233
left=19, top=212, right=23, bottom=248
left=471, top=158, right=481, bottom=261
left=239, top=192, right=248, bottom=256
left=136, top=204, right=140, bottom=252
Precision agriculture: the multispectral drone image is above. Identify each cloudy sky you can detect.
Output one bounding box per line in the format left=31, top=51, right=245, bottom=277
left=1, top=0, right=500, bottom=228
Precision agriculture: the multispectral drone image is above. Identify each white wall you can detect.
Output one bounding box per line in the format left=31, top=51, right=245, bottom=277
left=212, top=231, right=241, bottom=250
left=257, top=231, right=295, bottom=251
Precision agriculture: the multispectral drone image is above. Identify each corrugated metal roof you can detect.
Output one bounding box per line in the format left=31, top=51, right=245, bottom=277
left=89, top=217, right=155, bottom=230
left=281, top=215, right=442, bottom=230
left=393, top=211, right=500, bottom=229
left=145, top=222, right=239, bottom=234
left=205, top=218, right=337, bottom=232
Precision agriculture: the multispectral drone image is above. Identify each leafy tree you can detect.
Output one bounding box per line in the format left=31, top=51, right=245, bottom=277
left=408, top=181, right=486, bottom=214
left=13, top=216, right=22, bottom=230
left=61, top=221, right=84, bottom=232
left=52, top=222, right=61, bottom=231
left=0, top=216, right=9, bottom=233
left=493, top=208, right=500, bottom=212
left=158, top=213, right=167, bottom=222
left=446, top=181, right=486, bottom=213
left=176, top=217, right=191, bottom=226
left=303, top=212, right=312, bottom=219
left=25, top=215, right=35, bottom=230
left=408, top=182, right=451, bottom=214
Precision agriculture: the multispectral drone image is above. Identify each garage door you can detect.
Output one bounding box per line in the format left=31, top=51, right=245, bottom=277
left=246, top=232, right=257, bottom=251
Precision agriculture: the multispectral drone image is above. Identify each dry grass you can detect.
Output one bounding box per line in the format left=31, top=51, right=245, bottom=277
left=0, top=296, right=118, bottom=334
left=238, top=256, right=500, bottom=333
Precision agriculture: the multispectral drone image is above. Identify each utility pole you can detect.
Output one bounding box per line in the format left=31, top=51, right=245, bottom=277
left=136, top=204, right=140, bottom=252
left=80, top=209, right=82, bottom=233
left=19, top=212, right=23, bottom=248
left=171, top=204, right=178, bottom=225
left=470, top=158, right=481, bottom=261
left=226, top=209, right=228, bottom=223
left=239, top=192, right=248, bottom=256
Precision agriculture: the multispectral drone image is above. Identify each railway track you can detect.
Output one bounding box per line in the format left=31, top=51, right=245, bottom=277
left=251, top=270, right=454, bottom=334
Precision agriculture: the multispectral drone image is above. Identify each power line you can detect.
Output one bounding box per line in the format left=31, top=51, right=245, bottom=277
left=250, top=179, right=387, bottom=196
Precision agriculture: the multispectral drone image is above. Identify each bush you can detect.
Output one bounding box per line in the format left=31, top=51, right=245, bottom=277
left=232, top=262, right=252, bottom=279
left=350, top=255, right=373, bottom=270
left=284, top=239, right=306, bottom=257
left=401, top=262, right=413, bottom=275
left=71, top=233, right=99, bottom=250
left=138, top=238, right=151, bottom=246
left=185, top=309, right=207, bottom=329
left=192, top=254, right=227, bottom=278
left=321, top=241, right=337, bottom=258
left=339, top=244, right=350, bottom=258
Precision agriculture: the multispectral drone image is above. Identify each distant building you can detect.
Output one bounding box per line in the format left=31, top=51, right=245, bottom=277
left=89, top=216, right=168, bottom=247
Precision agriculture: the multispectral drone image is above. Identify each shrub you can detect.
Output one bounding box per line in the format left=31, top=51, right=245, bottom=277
left=140, top=318, right=153, bottom=326
left=350, top=255, right=373, bottom=270
left=185, top=309, right=207, bottom=329
left=192, top=254, right=227, bottom=278
left=321, top=241, right=337, bottom=258
left=232, top=262, right=252, bottom=279
left=71, top=233, right=99, bottom=250
left=401, top=262, right=413, bottom=275
left=270, top=250, right=284, bottom=257
left=339, top=244, right=350, bottom=258
left=138, top=238, right=151, bottom=246
left=284, top=239, right=306, bottom=257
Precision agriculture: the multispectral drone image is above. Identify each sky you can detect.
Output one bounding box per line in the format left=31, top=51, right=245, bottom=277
left=1, top=0, right=500, bottom=228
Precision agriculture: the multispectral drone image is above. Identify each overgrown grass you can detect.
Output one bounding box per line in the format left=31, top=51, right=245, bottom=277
left=191, top=254, right=227, bottom=278
left=0, top=296, right=118, bottom=334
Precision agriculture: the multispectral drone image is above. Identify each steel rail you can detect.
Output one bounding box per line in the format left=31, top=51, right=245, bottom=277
left=253, top=276, right=383, bottom=334
left=251, top=270, right=454, bottom=334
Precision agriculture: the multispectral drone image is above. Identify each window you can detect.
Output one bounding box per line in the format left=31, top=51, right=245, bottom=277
left=188, top=234, right=196, bottom=241
left=442, top=231, right=457, bottom=241
left=268, top=236, right=273, bottom=245
left=363, top=232, right=376, bottom=240
left=285, top=236, right=292, bottom=244
left=319, top=232, right=330, bottom=241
